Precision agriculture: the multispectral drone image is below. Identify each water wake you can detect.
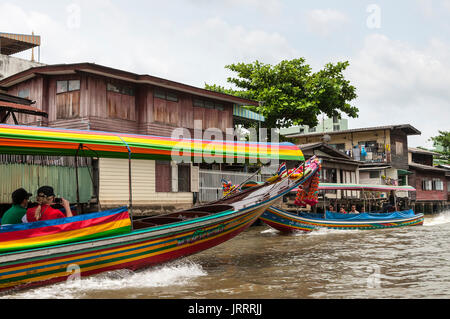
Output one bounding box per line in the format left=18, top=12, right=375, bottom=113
left=424, top=210, right=450, bottom=227
left=1, top=260, right=207, bottom=299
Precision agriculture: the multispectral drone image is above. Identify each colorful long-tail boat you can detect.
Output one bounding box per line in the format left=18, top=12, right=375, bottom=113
left=0, top=124, right=315, bottom=293
left=260, top=183, right=424, bottom=233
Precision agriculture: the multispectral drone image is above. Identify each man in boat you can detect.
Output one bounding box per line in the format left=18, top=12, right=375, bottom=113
left=0, top=188, right=32, bottom=225
left=349, top=205, right=360, bottom=214
left=25, top=186, right=73, bottom=222
left=339, top=207, right=348, bottom=214
left=328, top=204, right=336, bottom=212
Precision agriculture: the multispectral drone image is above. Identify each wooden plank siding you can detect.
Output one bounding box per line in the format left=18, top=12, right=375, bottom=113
left=6, top=76, right=46, bottom=125
left=5, top=73, right=235, bottom=137
left=98, top=158, right=193, bottom=207
left=56, top=91, right=80, bottom=119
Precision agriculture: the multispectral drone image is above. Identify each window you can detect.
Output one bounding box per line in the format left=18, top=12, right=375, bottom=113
left=57, top=80, right=80, bottom=94
left=154, top=88, right=178, bottom=102
left=329, top=143, right=346, bottom=153
left=167, top=92, right=178, bottom=102
left=56, top=80, right=80, bottom=119
left=398, top=175, right=407, bottom=186
left=433, top=178, right=444, bottom=191
left=154, top=88, right=166, bottom=99
left=155, top=161, right=172, bottom=192
left=178, top=164, right=191, bottom=192
left=369, top=171, right=380, bottom=179
left=107, top=82, right=135, bottom=96
left=193, top=98, right=225, bottom=111
left=422, top=179, right=433, bottom=191
left=395, top=141, right=404, bottom=155
left=205, top=101, right=215, bottom=109
left=18, top=89, right=30, bottom=99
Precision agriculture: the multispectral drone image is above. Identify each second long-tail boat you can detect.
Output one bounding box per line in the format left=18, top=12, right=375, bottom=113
left=260, top=183, right=424, bottom=233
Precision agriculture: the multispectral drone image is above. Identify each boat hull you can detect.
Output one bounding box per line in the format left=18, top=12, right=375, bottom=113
left=0, top=204, right=267, bottom=293
left=261, top=206, right=425, bottom=233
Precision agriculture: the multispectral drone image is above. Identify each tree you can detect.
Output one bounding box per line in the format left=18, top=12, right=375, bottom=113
left=205, top=58, right=359, bottom=130
left=430, top=131, right=450, bottom=164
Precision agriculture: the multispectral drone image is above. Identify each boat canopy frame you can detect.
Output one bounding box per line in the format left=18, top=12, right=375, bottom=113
left=0, top=124, right=305, bottom=229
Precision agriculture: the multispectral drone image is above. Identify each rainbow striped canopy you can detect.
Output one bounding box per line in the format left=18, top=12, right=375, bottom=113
left=0, top=124, right=304, bottom=163
left=0, top=207, right=131, bottom=253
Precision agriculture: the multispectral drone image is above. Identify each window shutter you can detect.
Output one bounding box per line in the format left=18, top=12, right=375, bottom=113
left=171, top=161, right=178, bottom=193
left=191, top=165, right=199, bottom=192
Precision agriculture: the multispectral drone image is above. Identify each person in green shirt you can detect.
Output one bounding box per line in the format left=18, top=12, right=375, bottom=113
left=1, top=188, right=32, bottom=225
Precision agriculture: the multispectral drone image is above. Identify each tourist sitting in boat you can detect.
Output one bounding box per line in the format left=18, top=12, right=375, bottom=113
left=328, top=204, right=335, bottom=212
left=349, top=205, right=360, bottom=214
left=24, top=186, right=73, bottom=223
left=0, top=188, right=32, bottom=225
left=339, top=207, right=348, bottom=214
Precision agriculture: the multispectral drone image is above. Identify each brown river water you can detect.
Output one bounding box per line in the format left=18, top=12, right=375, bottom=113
left=2, top=211, right=450, bottom=299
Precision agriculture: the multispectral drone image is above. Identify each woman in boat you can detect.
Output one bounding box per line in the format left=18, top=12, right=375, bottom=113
left=339, top=207, right=348, bottom=214
left=328, top=204, right=335, bottom=212
left=349, top=205, right=360, bottom=214
left=25, top=186, right=73, bottom=222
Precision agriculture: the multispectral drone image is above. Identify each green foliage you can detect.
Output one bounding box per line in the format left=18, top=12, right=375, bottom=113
left=205, top=58, right=359, bottom=129
left=430, top=131, right=450, bottom=164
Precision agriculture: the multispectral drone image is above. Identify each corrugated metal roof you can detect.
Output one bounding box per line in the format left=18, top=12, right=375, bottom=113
left=0, top=101, right=48, bottom=118
left=0, top=32, right=41, bottom=56
left=286, top=124, right=421, bottom=138
left=233, top=104, right=265, bottom=122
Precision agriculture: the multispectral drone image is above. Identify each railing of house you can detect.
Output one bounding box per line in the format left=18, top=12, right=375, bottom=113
left=199, top=170, right=272, bottom=203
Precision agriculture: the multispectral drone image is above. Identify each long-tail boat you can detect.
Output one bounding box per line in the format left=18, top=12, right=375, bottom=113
left=0, top=124, right=315, bottom=293
left=260, top=183, right=424, bottom=233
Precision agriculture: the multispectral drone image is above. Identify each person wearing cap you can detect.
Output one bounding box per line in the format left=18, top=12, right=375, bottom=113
left=26, top=186, right=72, bottom=223
left=1, top=188, right=33, bottom=225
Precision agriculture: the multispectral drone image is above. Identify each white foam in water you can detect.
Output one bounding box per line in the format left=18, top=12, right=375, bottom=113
left=260, top=228, right=279, bottom=234
left=1, top=260, right=207, bottom=299
left=424, top=210, right=450, bottom=227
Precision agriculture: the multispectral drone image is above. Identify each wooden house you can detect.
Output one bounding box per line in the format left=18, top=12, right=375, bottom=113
left=0, top=63, right=261, bottom=214
left=408, top=148, right=448, bottom=213
left=286, top=124, right=421, bottom=189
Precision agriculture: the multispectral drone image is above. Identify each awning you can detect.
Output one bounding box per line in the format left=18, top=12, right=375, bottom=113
left=397, top=169, right=413, bottom=175
left=0, top=101, right=48, bottom=118
left=233, top=104, right=265, bottom=122
left=0, top=32, right=41, bottom=56
left=0, top=124, right=304, bottom=163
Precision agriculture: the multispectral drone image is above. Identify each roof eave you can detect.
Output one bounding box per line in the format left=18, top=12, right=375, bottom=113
left=0, top=63, right=259, bottom=106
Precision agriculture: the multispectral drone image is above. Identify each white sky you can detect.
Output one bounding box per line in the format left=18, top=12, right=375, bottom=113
left=1, top=0, right=449, bottom=148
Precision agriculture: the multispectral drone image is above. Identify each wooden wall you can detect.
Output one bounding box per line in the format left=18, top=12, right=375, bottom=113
left=409, top=169, right=447, bottom=201
left=390, top=129, right=409, bottom=170
left=98, top=158, right=193, bottom=207
left=6, top=73, right=235, bottom=137
left=6, top=76, right=46, bottom=125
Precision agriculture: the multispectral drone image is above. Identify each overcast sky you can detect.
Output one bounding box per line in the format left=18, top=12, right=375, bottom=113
left=1, top=0, right=449, bottom=147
